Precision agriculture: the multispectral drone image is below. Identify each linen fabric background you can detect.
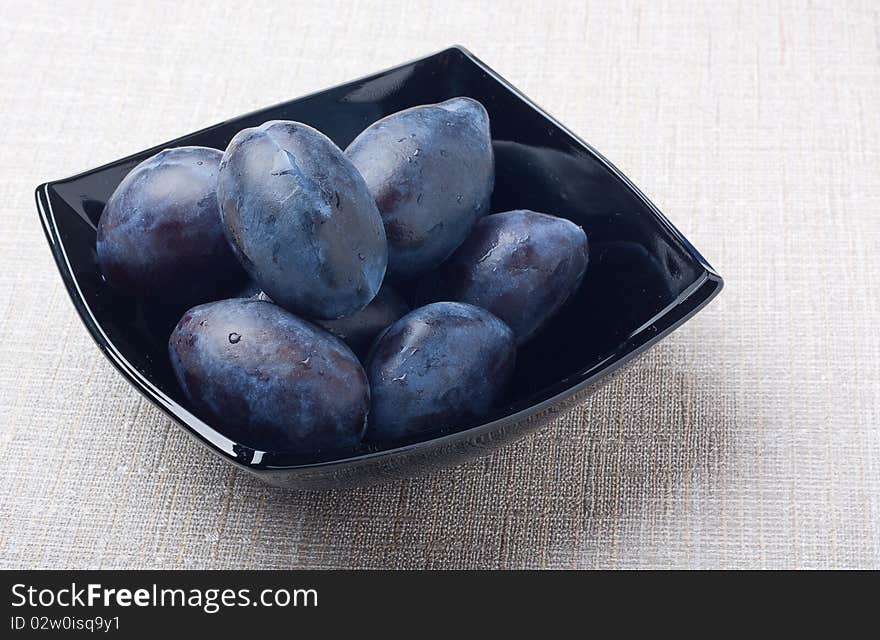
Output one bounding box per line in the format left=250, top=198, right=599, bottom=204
left=1, top=0, right=878, bottom=569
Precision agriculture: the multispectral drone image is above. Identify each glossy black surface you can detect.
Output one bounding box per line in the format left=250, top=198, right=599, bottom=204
left=36, top=46, right=723, bottom=488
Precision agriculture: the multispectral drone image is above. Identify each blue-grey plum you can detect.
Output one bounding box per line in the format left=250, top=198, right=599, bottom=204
left=364, top=302, right=515, bottom=443
left=345, top=97, right=494, bottom=281
left=97, top=146, right=245, bottom=307
left=168, top=298, right=369, bottom=453
left=317, top=284, right=409, bottom=359
left=218, top=120, right=387, bottom=320
left=418, top=210, right=589, bottom=344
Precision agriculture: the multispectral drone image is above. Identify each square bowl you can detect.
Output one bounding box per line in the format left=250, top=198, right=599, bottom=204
left=36, top=46, right=723, bottom=489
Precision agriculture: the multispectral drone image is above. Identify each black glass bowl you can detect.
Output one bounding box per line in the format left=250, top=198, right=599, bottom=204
left=36, top=46, right=723, bottom=489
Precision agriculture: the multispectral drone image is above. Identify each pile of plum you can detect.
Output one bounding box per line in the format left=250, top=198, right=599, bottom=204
left=96, top=97, right=589, bottom=454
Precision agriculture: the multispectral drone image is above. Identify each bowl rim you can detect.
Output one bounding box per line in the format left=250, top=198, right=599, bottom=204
left=35, top=45, right=724, bottom=473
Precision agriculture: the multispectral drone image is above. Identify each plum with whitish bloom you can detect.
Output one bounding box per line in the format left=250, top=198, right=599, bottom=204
left=168, top=298, right=369, bottom=453
left=218, top=120, right=387, bottom=320
left=346, top=97, right=494, bottom=281
left=97, top=146, right=246, bottom=308
left=364, top=302, right=516, bottom=443
left=418, top=210, right=589, bottom=344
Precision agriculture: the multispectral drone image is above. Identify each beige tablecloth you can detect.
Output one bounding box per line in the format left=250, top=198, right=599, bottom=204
left=1, top=0, right=878, bottom=569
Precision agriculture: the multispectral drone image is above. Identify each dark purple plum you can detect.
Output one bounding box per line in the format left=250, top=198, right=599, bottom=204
left=364, top=302, right=515, bottom=443
left=317, top=284, right=409, bottom=359
left=218, top=121, right=387, bottom=320
left=345, top=97, right=494, bottom=281
left=96, top=146, right=245, bottom=307
left=168, top=298, right=369, bottom=453
left=418, top=210, right=589, bottom=344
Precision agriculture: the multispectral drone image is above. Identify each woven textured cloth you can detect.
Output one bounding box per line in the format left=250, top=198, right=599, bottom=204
left=1, top=0, right=878, bottom=569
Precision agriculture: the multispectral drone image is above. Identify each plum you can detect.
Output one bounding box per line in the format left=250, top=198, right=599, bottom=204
left=235, top=283, right=407, bottom=359
left=417, top=210, right=589, bottom=344
left=317, top=284, right=409, bottom=359
left=345, top=97, right=494, bottom=280
left=168, top=298, right=369, bottom=453
left=96, top=146, right=245, bottom=307
left=218, top=120, right=387, bottom=320
left=364, top=302, right=515, bottom=443
left=233, top=279, right=405, bottom=358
